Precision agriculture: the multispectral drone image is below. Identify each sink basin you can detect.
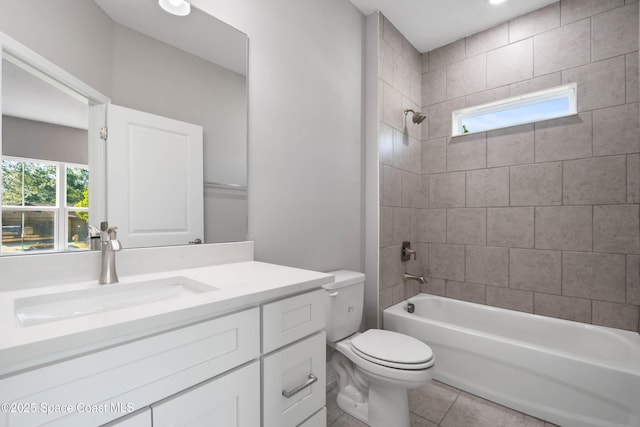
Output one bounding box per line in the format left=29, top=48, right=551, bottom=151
left=14, top=277, right=218, bottom=327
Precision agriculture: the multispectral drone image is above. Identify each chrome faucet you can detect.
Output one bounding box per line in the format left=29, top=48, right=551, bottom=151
left=403, top=272, right=426, bottom=284
left=99, top=221, right=122, bottom=284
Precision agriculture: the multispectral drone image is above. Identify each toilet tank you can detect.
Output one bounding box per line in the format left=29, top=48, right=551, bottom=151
left=323, top=270, right=365, bottom=342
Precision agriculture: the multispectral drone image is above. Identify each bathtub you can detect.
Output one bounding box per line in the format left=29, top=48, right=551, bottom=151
left=383, top=294, right=640, bottom=427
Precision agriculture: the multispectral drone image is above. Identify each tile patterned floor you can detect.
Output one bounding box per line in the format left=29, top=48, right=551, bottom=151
left=327, top=380, right=559, bottom=427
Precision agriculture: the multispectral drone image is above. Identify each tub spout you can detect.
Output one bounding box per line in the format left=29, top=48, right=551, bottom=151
left=403, top=272, right=426, bottom=284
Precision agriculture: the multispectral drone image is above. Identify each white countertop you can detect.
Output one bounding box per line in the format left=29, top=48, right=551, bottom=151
left=0, top=261, right=333, bottom=376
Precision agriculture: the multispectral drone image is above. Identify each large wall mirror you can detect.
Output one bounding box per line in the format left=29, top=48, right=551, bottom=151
left=0, top=0, right=248, bottom=255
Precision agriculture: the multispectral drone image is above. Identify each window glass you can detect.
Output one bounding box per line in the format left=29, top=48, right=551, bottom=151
left=452, top=83, right=577, bottom=136
left=2, top=210, right=55, bottom=254
left=2, top=159, right=57, bottom=207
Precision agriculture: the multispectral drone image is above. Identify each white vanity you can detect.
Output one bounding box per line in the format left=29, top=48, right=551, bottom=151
left=0, top=244, right=331, bottom=427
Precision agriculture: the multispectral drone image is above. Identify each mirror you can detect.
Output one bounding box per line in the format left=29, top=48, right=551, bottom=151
left=0, top=0, right=248, bottom=254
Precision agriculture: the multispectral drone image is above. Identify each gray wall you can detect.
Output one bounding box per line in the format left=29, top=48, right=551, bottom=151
left=2, top=116, right=88, bottom=164
left=380, top=0, right=640, bottom=331
left=194, top=0, right=365, bottom=273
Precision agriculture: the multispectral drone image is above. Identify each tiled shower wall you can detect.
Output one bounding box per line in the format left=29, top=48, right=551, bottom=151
left=379, top=0, right=640, bottom=331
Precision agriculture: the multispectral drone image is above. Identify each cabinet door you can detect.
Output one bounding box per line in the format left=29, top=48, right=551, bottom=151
left=298, top=407, right=326, bottom=427
left=263, top=332, right=326, bottom=427
left=152, top=362, right=259, bottom=427
left=101, top=408, right=151, bottom=427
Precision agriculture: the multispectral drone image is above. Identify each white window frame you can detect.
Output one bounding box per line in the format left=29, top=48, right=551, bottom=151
left=1, top=156, right=89, bottom=255
left=451, top=83, right=577, bottom=137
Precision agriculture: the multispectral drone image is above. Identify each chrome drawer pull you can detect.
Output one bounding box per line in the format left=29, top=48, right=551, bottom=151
left=282, top=374, right=318, bottom=398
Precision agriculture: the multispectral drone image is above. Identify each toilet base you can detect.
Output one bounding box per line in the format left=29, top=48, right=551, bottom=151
left=336, top=388, right=369, bottom=424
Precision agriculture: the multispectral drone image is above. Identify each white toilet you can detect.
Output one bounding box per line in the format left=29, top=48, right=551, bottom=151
left=324, top=270, right=434, bottom=427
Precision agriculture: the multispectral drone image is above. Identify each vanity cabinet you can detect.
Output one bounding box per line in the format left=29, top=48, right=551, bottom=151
left=0, top=288, right=327, bottom=427
left=261, top=289, right=326, bottom=427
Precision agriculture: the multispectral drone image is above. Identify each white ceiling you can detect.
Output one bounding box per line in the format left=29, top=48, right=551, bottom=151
left=349, top=0, right=558, bottom=53
left=94, top=0, right=247, bottom=76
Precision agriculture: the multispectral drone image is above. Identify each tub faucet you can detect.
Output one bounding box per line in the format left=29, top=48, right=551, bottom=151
left=403, top=272, right=426, bottom=284
left=99, top=221, right=122, bottom=284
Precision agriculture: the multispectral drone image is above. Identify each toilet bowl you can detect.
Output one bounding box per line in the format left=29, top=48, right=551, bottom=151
left=324, top=270, right=434, bottom=427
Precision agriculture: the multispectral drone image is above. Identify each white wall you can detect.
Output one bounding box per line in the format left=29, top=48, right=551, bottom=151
left=193, top=0, right=365, bottom=272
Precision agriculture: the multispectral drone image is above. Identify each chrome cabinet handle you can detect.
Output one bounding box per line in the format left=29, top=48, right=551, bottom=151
left=282, top=374, right=318, bottom=398
left=327, top=291, right=338, bottom=297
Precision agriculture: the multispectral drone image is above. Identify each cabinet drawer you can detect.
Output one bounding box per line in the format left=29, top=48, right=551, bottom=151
left=152, top=362, right=260, bottom=427
left=298, top=407, right=326, bottom=427
left=262, top=289, right=325, bottom=353
left=0, top=308, right=259, bottom=427
left=263, top=332, right=326, bottom=427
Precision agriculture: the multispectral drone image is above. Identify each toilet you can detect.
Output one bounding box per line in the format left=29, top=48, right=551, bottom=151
left=324, top=270, right=434, bottom=427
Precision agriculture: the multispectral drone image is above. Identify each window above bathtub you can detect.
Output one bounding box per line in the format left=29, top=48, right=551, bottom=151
left=451, top=83, right=577, bottom=137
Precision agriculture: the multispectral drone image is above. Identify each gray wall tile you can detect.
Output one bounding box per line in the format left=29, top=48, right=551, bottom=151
left=562, top=56, right=626, bottom=112
left=428, top=39, right=465, bottom=71
left=447, top=208, right=487, bottom=245
left=534, top=19, right=590, bottom=76
left=591, top=2, right=639, bottom=61
left=534, top=293, right=591, bottom=323
left=487, top=207, right=534, bottom=248
left=393, top=207, right=418, bottom=245
left=429, top=243, right=465, bottom=281
left=466, top=245, right=509, bottom=287
left=428, top=97, right=466, bottom=138
left=593, top=103, right=640, bottom=156
left=560, top=0, right=624, bottom=25
left=422, top=68, right=446, bottom=106
left=467, top=167, right=509, bottom=207
left=509, top=73, right=561, bottom=97
left=626, top=52, right=639, bottom=103
left=534, top=113, right=592, bottom=162
left=592, top=300, right=640, bottom=331
left=486, top=287, right=533, bottom=313
left=381, top=164, right=402, bottom=206
left=421, top=52, right=429, bottom=74
left=563, top=156, right=627, bottom=205
left=394, top=54, right=412, bottom=100
left=487, top=38, right=533, bottom=88
left=421, top=278, right=446, bottom=296
left=510, top=162, right=562, bottom=206
left=382, top=16, right=403, bottom=52
left=401, top=170, right=422, bottom=208
left=628, top=255, right=640, bottom=305
left=445, top=281, right=486, bottom=304
left=510, top=248, right=562, bottom=294
left=563, top=251, right=626, bottom=303
left=466, top=86, right=510, bottom=107
left=383, top=82, right=403, bottom=129
left=446, top=54, right=487, bottom=99
left=447, top=133, right=487, bottom=171
left=393, top=129, right=422, bottom=174
left=381, top=245, right=402, bottom=288
left=379, top=122, right=394, bottom=166
left=420, top=209, right=447, bottom=243
left=379, top=37, right=395, bottom=85
left=429, top=172, right=466, bottom=208
left=422, top=138, right=447, bottom=174
left=509, top=3, right=560, bottom=42
left=628, top=154, right=640, bottom=203
left=380, top=206, right=393, bottom=248
left=487, top=124, right=534, bottom=167
left=535, top=206, right=593, bottom=251
left=593, top=205, right=640, bottom=254
left=466, top=23, right=508, bottom=56
left=403, top=38, right=421, bottom=72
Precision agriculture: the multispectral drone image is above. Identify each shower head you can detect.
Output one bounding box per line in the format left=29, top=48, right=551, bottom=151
left=404, top=108, right=427, bottom=124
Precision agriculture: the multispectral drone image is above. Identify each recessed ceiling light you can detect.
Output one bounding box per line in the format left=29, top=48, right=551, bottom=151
left=158, top=0, right=191, bottom=16
left=489, top=0, right=508, bottom=5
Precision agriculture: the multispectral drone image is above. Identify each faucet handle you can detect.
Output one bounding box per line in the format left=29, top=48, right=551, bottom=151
left=401, top=241, right=417, bottom=261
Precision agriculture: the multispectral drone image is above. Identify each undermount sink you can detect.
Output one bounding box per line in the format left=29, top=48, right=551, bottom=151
left=14, top=277, right=218, bottom=327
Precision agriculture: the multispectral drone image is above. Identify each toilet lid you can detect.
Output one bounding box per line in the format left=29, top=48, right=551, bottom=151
left=351, top=330, right=433, bottom=367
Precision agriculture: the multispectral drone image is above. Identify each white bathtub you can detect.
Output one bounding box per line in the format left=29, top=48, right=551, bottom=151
left=383, top=294, right=640, bottom=427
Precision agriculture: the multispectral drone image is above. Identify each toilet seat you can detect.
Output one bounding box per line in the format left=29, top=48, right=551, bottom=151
left=350, top=330, right=434, bottom=370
